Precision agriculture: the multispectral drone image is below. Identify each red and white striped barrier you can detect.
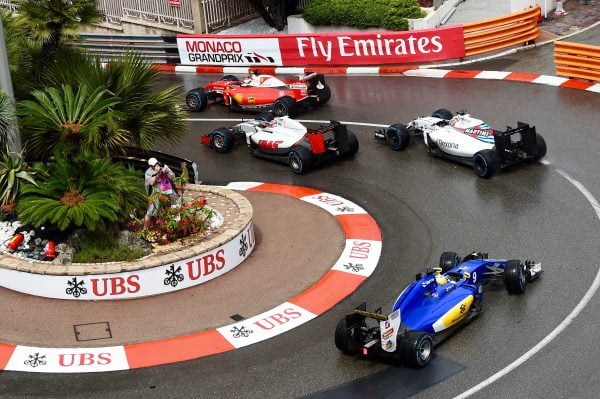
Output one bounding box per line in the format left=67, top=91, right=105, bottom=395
left=0, top=182, right=382, bottom=373
left=153, top=64, right=600, bottom=93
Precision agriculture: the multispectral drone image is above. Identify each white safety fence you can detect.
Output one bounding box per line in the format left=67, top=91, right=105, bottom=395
left=0, top=0, right=311, bottom=33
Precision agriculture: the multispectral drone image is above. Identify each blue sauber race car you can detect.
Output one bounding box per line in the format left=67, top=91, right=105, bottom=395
left=334, top=252, right=542, bottom=368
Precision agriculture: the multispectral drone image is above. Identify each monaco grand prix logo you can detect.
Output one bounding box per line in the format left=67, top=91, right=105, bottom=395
left=183, top=39, right=277, bottom=64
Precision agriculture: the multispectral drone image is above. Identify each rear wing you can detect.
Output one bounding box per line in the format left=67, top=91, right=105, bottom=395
left=347, top=302, right=388, bottom=324
left=494, top=122, right=538, bottom=161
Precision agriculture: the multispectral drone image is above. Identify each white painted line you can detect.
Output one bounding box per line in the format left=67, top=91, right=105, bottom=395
left=185, top=118, right=390, bottom=128
left=404, top=69, right=451, bottom=78
left=222, top=67, right=248, bottom=74
left=174, top=65, right=198, bottom=73
left=275, top=67, right=306, bottom=75
left=532, top=75, right=569, bottom=86
left=473, top=71, right=512, bottom=80
left=222, top=182, right=264, bottom=191
left=454, top=167, right=600, bottom=399
left=586, top=84, right=600, bottom=94
left=346, top=67, right=380, bottom=74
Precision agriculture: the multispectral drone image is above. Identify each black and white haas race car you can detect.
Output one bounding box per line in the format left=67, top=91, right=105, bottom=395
left=201, top=113, right=359, bottom=174
left=375, top=109, right=547, bottom=177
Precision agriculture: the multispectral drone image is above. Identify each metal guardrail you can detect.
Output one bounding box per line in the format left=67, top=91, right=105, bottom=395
left=555, top=41, right=600, bottom=82
left=76, top=32, right=180, bottom=64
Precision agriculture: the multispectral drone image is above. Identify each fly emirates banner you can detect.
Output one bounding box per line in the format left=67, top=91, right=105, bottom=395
left=177, top=26, right=465, bottom=66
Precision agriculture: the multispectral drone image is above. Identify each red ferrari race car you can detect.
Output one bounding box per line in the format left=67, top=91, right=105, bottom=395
left=185, top=71, right=331, bottom=117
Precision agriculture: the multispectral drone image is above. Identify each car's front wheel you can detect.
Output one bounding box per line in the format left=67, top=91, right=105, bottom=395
left=399, top=331, right=434, bottom=368
left=210, top=128, right=234, bottom=153
left=186, top=90, right=208, bottom=112
left=504, top=260, right=527, bottom=294
left=386, top=124, right=411, bottom=151
left=288, top=147, right=313, bottom=174
left=473, top=149, right=500, bottom=178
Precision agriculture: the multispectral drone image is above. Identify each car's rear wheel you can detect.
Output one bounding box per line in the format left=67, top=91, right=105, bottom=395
left=288, top=147, right=313, bottom=174
left=314, top=83, right=331, bottom=106
left=432, top=108, right=453, bottom=120
left=386, top=124, right=411, bottom=151
left=345, top=131, right=359, bottom=157
left=334, top=318, right=362, bottom=355
left=534, top=133, right=547, bottom=161
left=399, top=331, right=434, bottom=369
left=210, top=128, right=234, bottom=153
left=220, top=75, right=239, bottom=81
left=186, top=90, right=208, bottom=112
left=272, top=96, right=298, bottom=117
left=504, top=260, right=527, bottom=294
left=473, top=149, right=500, bottom=178
left=439, top=251, right=460, bottom=272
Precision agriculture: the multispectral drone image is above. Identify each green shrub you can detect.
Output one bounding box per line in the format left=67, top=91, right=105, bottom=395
left=72, top=230, right=147, bottom=263
left=304, top=0, right=426, bottom=31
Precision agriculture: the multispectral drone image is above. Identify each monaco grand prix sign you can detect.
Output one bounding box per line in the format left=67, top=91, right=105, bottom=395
left=177, top=26, right=465, bottom=66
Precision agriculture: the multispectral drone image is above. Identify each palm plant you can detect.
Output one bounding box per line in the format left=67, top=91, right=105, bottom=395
left=14, top=0, right=102, bottom=69
left=41, top=51, right=187, bottom=152
left=18, top=84, right=124, bottom=159
left=17, top=149, right=147, bottom=231
left=0, top=147, right=36, bottom=211
left=0, top=90, right=17, bottom=150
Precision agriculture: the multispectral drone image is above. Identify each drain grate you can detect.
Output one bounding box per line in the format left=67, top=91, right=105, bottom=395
left=74, top=322, right=112, bottom=342
left=230, top=314, right=245, bottom=322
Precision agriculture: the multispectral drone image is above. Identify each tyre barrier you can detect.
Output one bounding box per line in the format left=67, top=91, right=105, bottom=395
left=463, top=6, right=541, bottom=57
left=555, top=40, right=600, bottom=82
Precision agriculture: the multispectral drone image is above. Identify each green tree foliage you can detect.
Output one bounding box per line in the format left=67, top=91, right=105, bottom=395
left=0, top=90, right=17, bottom=150
left=40, top=52, right=187, bottom=152
left=0, top=147, right=36, bottom=207
left=17, top=149, right=147, bottom=231
left=304, top=0, right=425, bottom=30
left=18, top=84, right=123, bottom=159
left=14, top=0, right=102, bottom=68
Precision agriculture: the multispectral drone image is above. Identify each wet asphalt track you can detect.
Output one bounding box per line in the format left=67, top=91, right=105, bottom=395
left=1, top=73, right=600, bottom=399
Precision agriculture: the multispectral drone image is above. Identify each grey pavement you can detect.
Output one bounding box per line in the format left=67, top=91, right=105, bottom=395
left=444, top=0, right=511, bottom=25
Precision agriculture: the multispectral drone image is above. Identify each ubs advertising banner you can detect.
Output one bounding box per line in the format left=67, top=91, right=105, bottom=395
left=176, top=26, right=465, bottom=66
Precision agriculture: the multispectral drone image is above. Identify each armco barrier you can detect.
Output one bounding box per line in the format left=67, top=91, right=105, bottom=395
left=554, top=41, right=600, bottom=83
left=463, top=6, right=540, bottom=57
left=76, top=33, right=180, bottom=64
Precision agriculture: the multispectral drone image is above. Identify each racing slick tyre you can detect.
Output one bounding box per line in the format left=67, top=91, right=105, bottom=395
left=432, top=108, right=453, bottom=120
left=472, top=149, right=500, bottom=178
left=386, top=124, right=411, bottom=151
left=399, top=331, right=434, bottom=369
left=334, top=318, right=362, bottom=356
left=504, top=260, right=527, bottom=294
left=439, top=251, right=460, bottom=272
left=288, top=147, right=313, bottom=174
left=255, top=112, right=275, bottom=122
left=186, top=90, right=208, bottom=112
left=345, top=131, right=359, bottom=157
left=534, top=133, right=547, bottom=161
left=210, top=128, right=234, bottom=153
left=220, top=75, right=239, bottom=81
left=314, top=84, right=332, bottom=107
left=272, top=96, right=298, bottom=117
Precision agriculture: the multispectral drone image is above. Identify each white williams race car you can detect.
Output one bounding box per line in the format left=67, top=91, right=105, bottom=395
left=375, top=109, right=547, bottom=177
left=201, top=113, right=359, bottom=174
